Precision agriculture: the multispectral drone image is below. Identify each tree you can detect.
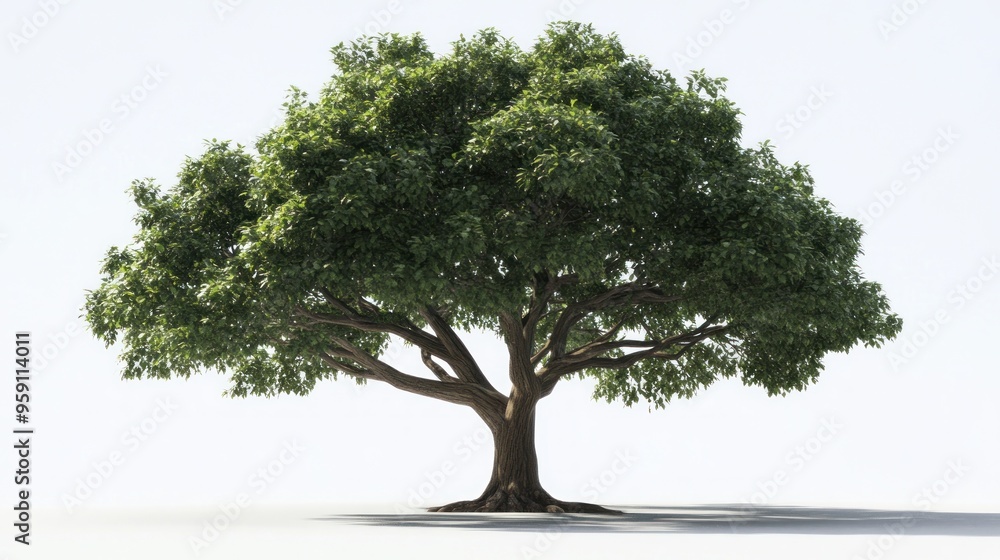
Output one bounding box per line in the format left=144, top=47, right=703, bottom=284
left=85, top=23, right=901, bottom=514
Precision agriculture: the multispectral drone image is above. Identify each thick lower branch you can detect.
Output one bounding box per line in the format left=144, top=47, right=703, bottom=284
left=544, top=283, right=682, bottom=364
left=295, top=307, right=447, bottom=360
left=295, top=303, right=502, bottom=399
left=538, top=324, right=729, bottom=393
left=318, top=351, right=375, bottom=379
left=320, top=337, right=506, bottom=425
left=420, top=306, right=499, bottom=392
left=421, top=349, right=458, bottom=383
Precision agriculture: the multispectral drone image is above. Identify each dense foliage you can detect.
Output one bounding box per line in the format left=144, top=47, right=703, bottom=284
left=86, top=23, right=901, bottom=409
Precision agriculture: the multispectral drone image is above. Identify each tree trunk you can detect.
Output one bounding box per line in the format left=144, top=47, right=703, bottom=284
left=427, top=396, right=621, bottom=514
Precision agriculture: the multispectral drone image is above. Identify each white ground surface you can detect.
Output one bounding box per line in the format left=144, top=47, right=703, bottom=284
left=18, top=503, right=1000, bottom=560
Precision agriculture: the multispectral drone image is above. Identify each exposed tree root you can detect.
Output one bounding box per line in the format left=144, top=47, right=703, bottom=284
left=426, top=488, right=622, bottom=514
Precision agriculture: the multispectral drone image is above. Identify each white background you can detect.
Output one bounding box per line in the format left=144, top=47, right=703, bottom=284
left=1, top=0, right=998, bottom=558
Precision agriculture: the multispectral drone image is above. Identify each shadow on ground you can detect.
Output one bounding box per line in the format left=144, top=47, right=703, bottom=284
left=315, top=505, right=1000, bottom=536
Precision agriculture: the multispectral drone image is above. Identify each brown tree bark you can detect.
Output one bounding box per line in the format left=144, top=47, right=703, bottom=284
left=427, top=391, right=620, bottom=514
left=301, top=293, right=719, bottom=515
